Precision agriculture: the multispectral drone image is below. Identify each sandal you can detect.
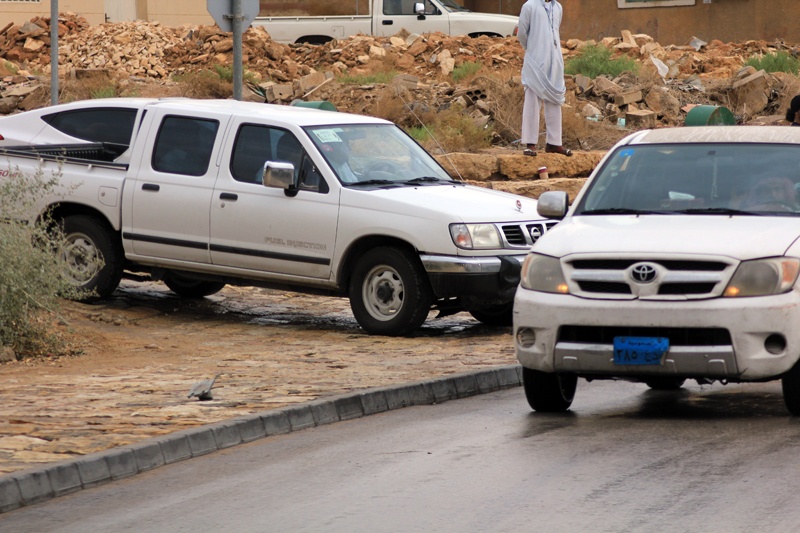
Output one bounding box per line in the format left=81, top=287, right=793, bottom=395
left=545, top=143, right=573, bottom=156
left=523, top=148, right=537, bottom=157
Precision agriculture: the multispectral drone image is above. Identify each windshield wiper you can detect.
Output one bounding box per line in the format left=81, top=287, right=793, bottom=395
left=580, top=208, right=664, bottom=215
left=404, top=176, right=457, bottom=184
left=348, top=179, right=398, bottom=187
left=677, top=207, right=764, bottom=216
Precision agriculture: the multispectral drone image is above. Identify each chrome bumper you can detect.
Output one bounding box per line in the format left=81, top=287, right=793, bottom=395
left=420, top=254, right=525, bottom=274
left=554, top=342, right=738, bottom=378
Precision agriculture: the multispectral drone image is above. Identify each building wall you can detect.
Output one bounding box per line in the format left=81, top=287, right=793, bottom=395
left=0, top=0, right=213, bottom=27
left=144, top=0, right=211, bottom=26
left=0, top=0, right=105, bottom=26
left=467, top=0, right=798, bottom=46
left=1, top=0, right=797, bottom=45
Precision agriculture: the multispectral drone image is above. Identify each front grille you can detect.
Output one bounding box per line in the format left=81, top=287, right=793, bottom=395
left=501, top=221, right=553, bottom=247
left=502, top=224, right=526, bottom=245
left=565, top=256, right=735, bottom=299
left=571, top=259, right=728, bottom=272
left=558, top=325, right=732, bottom=346
left=577, top=281, right=632, bottom=294
left=658, top=283, right=717, bottom=295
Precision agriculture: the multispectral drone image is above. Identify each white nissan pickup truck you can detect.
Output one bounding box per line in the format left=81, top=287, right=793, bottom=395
left=1, top=98, right=553, bottom=336
left=254, top=0, right=518, bottom=44
left=514, top=125, right=800, bottom=415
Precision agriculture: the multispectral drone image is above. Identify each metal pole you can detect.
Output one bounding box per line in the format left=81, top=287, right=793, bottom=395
left=232, top=0, right=243, bottom=100
left=50, top=0, right=58, bottom=104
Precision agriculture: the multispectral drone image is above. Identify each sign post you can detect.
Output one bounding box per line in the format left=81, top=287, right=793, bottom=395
left=50, top=0, right=58, bottom=104
left=207, top=0, right=259, bottom=101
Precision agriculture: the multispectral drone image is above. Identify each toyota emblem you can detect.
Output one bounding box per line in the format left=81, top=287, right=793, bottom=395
left=631, top=263, right=658, bottom=283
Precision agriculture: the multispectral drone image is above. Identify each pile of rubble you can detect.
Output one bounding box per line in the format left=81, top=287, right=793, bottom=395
left=0, top=12, right=798, bottom=143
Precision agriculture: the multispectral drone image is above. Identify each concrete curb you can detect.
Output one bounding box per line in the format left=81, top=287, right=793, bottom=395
left=0, top=364, right=523, bottom=513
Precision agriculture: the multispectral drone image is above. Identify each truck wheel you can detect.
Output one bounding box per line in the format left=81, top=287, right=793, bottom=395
left=522, top=367, right=577, bottom=412
left=349, top=246, right=432, bottom=336
left=644, top=378, right=686, bottom=390
left=781, top=360, right=800, bottom=415
left=163, top=272, right=226, bottom=298
left=59, top=215, right=123, bottom=299
left=468, top=303, right=513, bottom=327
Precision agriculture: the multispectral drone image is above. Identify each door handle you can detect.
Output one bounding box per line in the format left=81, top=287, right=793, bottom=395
left=382, top=20, right=393, bottom=25
left=142, top=183, right=160, bottom=191
left=219, top=192, right=238, bottom=201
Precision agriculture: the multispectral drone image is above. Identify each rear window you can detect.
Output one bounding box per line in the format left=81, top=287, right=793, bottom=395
left=42, top=108, right=138, bottom=145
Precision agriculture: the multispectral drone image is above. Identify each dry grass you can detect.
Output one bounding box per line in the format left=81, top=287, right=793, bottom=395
left=173, top=69, right=233, bottom=99
left=0, top=60, right=18, bottom=76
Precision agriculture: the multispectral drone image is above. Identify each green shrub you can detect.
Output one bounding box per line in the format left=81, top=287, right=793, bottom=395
left=90, top=85, right=117, bottom=99
left=745, top=51, right=800, bottom=75
left=337, top=71, right=397, bottom=85
left=0, top=167, right=79, bottom=359
left=565, top=44, right=639, bottom=79
left=405, top=106, right=493, bottom=153
left=451, top=61, right=482, bottom=83
left=213, top=64, right=258, bottom=84
left=406, top=126, right=430, bottom=143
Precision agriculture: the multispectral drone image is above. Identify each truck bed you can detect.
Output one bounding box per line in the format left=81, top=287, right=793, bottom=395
left=0, top=142, right=129, bottom=169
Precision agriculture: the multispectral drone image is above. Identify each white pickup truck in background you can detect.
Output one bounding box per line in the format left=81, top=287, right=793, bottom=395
left=254, top=0, right=519, bottom=44
left=1, top=98, right=553, bottom=336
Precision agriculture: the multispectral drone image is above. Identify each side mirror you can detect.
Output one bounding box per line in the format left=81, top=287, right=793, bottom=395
left=537, top=191, right=569, bottom=219
left=414, top=2, right=425, bottom=16
left=262, top=161, right=298, bottom=197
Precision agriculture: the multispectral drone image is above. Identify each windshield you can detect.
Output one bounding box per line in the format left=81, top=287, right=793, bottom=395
left=304, top=123, right=455, bottom=186
left=575, top=143, right=800, bottom=216
left=437, top=0, right=470, bottom=12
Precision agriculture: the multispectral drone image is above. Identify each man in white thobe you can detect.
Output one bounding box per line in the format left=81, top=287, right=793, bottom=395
left=517, top=0, right=572, bottom=156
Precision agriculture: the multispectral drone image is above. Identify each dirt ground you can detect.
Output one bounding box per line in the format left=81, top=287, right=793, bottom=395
left=0, top=280, right=516, bottom=476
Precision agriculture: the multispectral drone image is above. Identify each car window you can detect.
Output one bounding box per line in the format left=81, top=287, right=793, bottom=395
left=230, top=124, right=274, bottom=184
left=152, top=116, right=219, bottom=176
left=383, top=0, right=439, bottom=15
left=231, top=124, right=327, bottom=193
left=576, top=143, right=800, bottom=215
left=41, top=108, right=138, bottom=145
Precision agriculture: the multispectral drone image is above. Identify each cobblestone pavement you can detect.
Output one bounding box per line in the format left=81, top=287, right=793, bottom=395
left=0, top=281, right=516, bottom=475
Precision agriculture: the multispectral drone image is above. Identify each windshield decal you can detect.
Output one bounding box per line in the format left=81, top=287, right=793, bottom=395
left=312, top=129, right=344, bottom=143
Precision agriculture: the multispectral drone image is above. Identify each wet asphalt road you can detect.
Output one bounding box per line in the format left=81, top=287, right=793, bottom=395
left=4, top=379, right=800, bottom=532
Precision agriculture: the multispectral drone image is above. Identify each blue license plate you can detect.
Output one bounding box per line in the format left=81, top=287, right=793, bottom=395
left=613, top=336, right=669, bottom=365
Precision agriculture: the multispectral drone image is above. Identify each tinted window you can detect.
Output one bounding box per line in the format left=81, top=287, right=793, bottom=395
left=230, top=124, right=274, bottom=183
left=230, top=124, right=327, bottom=193
left=42, top=108, right=138, bottom=145
left=152, top=116, right=219, bottom=176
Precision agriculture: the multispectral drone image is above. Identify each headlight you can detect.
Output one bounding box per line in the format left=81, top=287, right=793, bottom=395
left=449, top=223, right=501, bottom=250
left=520, top=253, right=569, bottom=293
left=723, top=258, right=800, bottom=297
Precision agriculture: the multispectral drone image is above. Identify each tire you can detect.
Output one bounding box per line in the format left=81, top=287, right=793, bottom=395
left=59, top=215, right=123, bottom=299
left=522, top=367, right=577, bottom=412
left=782, top=360, right=800, bottom=415
left=163, top=272, right=226, bottom=298
left=469, top=303, right=513, bottom=327
left=644, top=378, right=686, bottom=390
left=348, top=246, right=432, bottom=336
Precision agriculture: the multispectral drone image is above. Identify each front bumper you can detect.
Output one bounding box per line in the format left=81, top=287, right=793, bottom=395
left=513, top=288, right=800, bottom=381
left=420, top=254, right=524, bottom=303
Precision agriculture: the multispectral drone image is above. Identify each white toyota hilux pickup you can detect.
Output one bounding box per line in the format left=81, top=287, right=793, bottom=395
left=0, top=98, right=553, bottom=336
left=514, top=125, right=800, bottom=415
